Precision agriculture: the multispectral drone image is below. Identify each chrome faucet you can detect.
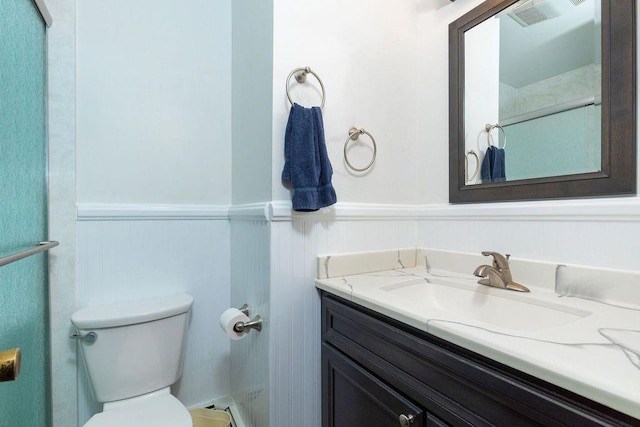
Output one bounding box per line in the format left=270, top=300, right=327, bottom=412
left=473, top=251, right=530, bottom=292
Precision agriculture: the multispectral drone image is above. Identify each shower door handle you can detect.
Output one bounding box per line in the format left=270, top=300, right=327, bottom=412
left=0, top=348, right=21, bottom=382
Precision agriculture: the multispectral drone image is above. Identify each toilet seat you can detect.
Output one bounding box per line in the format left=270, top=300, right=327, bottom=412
left=84, top=388, right=191, bottom=427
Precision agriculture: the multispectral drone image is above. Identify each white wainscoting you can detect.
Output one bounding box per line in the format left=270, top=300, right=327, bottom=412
left=269, top=216, right=417, bottom=427
left=76, top=206, right=230, bottom=424
left=227, top=202, right=417, bottom=427
left=230, top=218, right=270, bottom=427
left=74, top=199, right=640, bottom=426
left=417, top=199, right=640, bottom=271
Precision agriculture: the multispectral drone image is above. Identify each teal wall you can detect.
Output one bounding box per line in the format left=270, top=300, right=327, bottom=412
left=504, top=104, right=601, bottom=181
left=0, top=1, right=49, bottom=426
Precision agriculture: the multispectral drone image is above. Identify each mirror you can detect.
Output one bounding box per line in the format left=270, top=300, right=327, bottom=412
left=449, top=0, right=636, bottom=203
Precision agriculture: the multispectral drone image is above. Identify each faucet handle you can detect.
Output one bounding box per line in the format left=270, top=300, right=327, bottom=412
left=481, top=251, right=510, bottom=269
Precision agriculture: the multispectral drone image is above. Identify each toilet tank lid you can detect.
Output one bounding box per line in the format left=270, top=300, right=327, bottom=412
left=71, top=294, right=194, bottom=329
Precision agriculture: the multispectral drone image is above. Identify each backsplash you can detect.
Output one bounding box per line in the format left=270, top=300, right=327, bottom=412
left=317, top=248, right=416, bottom=280
left=318, top=247, right=640, bottom=308
left=555, top=264, right=640, bottom=310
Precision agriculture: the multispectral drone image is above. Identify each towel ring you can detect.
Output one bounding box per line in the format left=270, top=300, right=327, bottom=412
left=344, top=127, right=377, bottom=172
left=465, top=150, right=479, bottom=183
left=485, top=123, right=507, bottom=149
left=286, top=66, right=326, bottom=109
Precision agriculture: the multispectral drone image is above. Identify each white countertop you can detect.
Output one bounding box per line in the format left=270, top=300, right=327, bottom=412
left=315, top=248, right=640, bottom=419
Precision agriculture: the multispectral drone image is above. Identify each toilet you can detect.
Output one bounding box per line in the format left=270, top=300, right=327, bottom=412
left=71, top=294, right=194, bottom=427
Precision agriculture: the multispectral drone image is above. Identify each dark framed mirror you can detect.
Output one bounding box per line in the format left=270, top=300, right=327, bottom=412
left=449, top=0, right=636, bottom=203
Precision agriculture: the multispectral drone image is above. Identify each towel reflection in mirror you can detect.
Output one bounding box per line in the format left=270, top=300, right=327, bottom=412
left=480, top=124, right=506, bottom=183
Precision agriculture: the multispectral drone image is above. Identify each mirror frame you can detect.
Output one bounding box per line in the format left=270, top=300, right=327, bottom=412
left=449, top=0, right=636, bottom=203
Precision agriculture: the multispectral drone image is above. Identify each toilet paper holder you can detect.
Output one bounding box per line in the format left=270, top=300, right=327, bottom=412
left=233, top=304, right=262, bottom=334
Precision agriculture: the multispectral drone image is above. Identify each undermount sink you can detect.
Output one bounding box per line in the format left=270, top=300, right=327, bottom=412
left=381, top=277, right=591, bottom=332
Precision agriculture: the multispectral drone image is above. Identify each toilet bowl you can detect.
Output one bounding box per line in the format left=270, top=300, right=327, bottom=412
left=71, top=294, right=194, bottom=427
left=82, top=388, right=191, bottom=427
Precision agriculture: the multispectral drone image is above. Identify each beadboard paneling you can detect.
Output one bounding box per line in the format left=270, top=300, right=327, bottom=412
left=269, top=219, right=416, bottom=427
left=230, top=219, right=270, bottom=427
left=417, top=218, right=640, bottom=272
left=76, top=218, right=230, bottom=424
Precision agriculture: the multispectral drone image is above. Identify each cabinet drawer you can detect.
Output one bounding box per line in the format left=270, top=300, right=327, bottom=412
left=323, top=343, right=426, bottom=427
left=321, top=293, right=637, bottom=427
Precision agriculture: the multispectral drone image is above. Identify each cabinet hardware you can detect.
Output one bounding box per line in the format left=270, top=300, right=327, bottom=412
left=399, top=414, right=415, bottom=426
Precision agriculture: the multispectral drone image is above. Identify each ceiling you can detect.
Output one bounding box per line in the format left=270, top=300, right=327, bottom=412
left=497, top=0, right=600, bottom=88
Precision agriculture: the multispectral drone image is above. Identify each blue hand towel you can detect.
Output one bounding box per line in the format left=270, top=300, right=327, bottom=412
left=491, top=147, right=506, bottom=182
left=480, top=146, right=494, bottom=183
left=480, top=146, right=506, bottom=183
left=282, top=103, right=337, bottom=211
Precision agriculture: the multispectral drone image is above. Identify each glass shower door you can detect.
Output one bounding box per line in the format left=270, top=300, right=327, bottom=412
left=0, top=1, right=50, bottom=426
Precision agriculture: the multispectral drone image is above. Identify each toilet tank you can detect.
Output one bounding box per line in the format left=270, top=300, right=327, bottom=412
left=71, top=294, right=194, bottom=403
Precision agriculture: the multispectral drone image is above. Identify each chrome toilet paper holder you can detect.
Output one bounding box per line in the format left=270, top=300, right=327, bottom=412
left=233, top=304, right=262, bottom=334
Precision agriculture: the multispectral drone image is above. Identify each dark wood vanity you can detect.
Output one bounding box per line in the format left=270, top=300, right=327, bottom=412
left=321, top=292, right=638, bottom=426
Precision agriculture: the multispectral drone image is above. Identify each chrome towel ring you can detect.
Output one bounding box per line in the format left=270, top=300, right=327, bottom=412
left=485, top=123, right=507, bottom=149
left=344, top=127, right=377, bottom=172
left=465, top=150, right=479, bottom=183
left=286, top=66, right=326, bottom=109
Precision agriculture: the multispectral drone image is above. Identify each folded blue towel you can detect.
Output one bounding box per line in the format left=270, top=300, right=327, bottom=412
left=480, top=147, right=493, bottom=183
left=492, top=147, right=506, bottom=182
left=282, top=103, right=337, bottom=211
left=480, top=146, right=506, bottom=183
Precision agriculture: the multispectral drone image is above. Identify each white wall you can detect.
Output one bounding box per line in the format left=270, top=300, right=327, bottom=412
left=47, top=1, right=77, bottom=426
left=271, top=0, right=420, bottom=204
left=76, top=0, right=231, bottom=205
left=232, top=0, right=274, bottom=205
left=416, top=0, right=486, bottom=203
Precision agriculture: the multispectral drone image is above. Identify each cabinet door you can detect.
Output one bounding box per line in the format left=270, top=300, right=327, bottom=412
left=323, top=344, right=426, bottom=427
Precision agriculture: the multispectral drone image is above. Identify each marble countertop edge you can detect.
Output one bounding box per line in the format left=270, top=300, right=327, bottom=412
left=316, top=271, right=640, bottom=419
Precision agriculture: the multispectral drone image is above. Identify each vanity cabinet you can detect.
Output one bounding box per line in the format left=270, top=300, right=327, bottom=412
left=324, top=344, right=428, bottom=426
left=321, top=292, right=638, bottom=427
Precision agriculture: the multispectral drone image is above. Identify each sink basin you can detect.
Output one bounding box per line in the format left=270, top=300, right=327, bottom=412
left=381, top=278, right=591, bottom=332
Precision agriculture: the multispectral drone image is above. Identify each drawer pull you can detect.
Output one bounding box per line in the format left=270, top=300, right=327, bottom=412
left=399, top=414, right=415, bottom=426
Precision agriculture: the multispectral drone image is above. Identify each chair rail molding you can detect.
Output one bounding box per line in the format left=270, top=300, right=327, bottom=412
left=76, top=199, right=640, bottom=223
left=76, top=203, right=229, bottom=221
left=418, top=199, right=640, bottom=222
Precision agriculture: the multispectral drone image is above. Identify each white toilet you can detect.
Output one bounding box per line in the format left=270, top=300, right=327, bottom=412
left=71, top=294, right=194, bottom=427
